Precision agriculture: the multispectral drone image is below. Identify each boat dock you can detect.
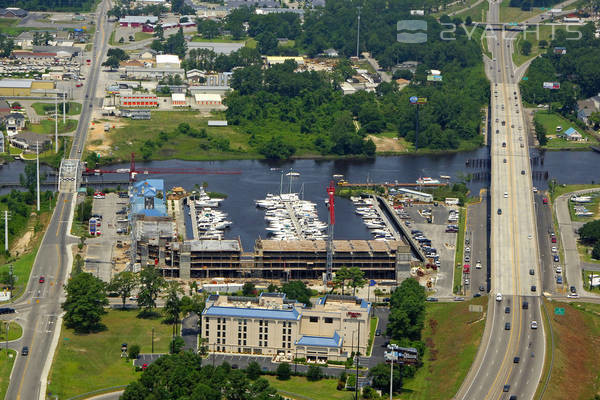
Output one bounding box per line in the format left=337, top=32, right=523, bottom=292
left=189, top=200, right=200, bottom=239
left=283, top=201, right=306, bottom=240
left=369, top=196, right=401, bottom=241
left=338, top=182, right=447, bottom=189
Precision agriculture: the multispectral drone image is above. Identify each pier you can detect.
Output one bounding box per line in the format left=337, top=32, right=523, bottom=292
left=283, top=201, right=306, bottom=240
left=188, top=200, right=199, bottom=240
left=369, top=195, right=401, bottom=241
left=338, top=182, right=447, bottom=189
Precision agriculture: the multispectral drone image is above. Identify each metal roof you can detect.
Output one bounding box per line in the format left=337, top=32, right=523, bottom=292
left=203, top=305, right=300, bottom=321
left=0, top=79, right=32, bottom=88
left=296, top=332, right=342, bottom=348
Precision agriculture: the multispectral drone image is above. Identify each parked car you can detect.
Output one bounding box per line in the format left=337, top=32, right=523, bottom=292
left=21, top=346, right=28, bottom=356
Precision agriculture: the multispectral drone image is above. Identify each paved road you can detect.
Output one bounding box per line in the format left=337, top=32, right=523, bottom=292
left=4, top=1, right=113, bottom=399
left=555, top=188, right=600, bottom=297
left=181, top=312, right=199, bottom=352
left=534, top=193, right=561, bottom=294
left=456, top=2, right=545, bottom=399
left=466, top=192, right=490, bottom=296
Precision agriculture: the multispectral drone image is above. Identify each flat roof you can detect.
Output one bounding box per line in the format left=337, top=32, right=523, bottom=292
left=187, top=240, right=240, bottom=252
left=119, top=16, right=158, bottom=24
left=0, top=79, right=32, bottom=88
left=194, top=93, right=222, bottom=101
left=203, top=305, right=300, bottom=321
left=259, top=240, right=404, bottom=253
left=171, top=93, right=185, bottom=101
left=156, top=54, right=180, bottom=64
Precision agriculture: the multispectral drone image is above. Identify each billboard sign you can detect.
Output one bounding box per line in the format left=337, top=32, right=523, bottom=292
left=554, top=47, right=567, bottom=55
left=417, top=97, right=428, bottom=104
left=409, top=96, right=418, bottom=104
left=543, top=82, right=560, bottom=89
left=427, top=75, right=443, bottom=81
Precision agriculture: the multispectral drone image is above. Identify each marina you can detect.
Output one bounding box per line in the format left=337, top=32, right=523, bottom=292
left=188, top=188, right=231, bottom=240
left=351, top=196, right=399, bottom=241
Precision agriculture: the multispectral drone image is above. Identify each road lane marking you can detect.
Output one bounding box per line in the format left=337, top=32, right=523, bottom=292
left=55, top=199, right=66, bottom=237
left=16, top=319, right=39, bottom=400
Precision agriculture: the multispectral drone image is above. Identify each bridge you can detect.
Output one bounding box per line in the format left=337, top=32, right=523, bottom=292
left=58, top=159, right=83, bottom=193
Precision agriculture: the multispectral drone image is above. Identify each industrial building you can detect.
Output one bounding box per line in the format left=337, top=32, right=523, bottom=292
left=194, top=93, right=222, bottom=106
left=119, top=15, right=159, bottom=27
left=202, top=293, right=370, bottom=361
left=171, top=93, right=187, bottom=106
left=0, top=79, right=55, bottom=96
left=397, top=188, right=433, bottom=203
left=119, top=94, right=158, bottom=107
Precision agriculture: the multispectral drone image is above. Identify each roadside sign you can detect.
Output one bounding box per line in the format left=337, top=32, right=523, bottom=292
left=522, top=77, right=528, bottom=81
left=409, top=96, right=418, bottom=104
left=554, top=307, right=565, bottom=315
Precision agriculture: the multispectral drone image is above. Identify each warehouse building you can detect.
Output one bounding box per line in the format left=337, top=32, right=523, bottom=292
left=171, top=93, right=187, bottom=107
left=155, top=54, right=181, bottom=69
left=119, top=15, right=159, bottom=27
left=0, top=79, right=55, bottom=96
left=119, top=94, right=158, bottom=107
left=194, top=93, right=222, bottom=106
left=397, top=188, right=433, bottom=203
left=202, top=293, right=370, bottom=361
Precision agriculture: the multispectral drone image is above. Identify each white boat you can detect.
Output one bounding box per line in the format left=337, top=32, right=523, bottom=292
left=416, top=177, right=441, bottom=185
left=440, top=175, right=451, bottom=179
left=332, top=174, right=344, bottom=179
left=286, top=171, right=300, bottom=177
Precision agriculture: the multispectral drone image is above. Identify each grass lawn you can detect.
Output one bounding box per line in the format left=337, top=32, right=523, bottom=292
left=105, top=111, right=259, bottom=162
left=246, top=38, right=257, bottom=49
left=134, top=32, right=153, bottom=41
left=583, top=270, right=600, bottom=293
left=550, top=183, right=600, bottom=202
left=513, top=25, right=579, bottom=66
left=31, top=102, right=82, bottom=116
left=459, top=0, right=489, bottom=22
left=540, top=301, right=600, bottom=399
left=28, top=119, right=78, bottom=135
left=499, top=2, right=543, bottom=22
left=264, top=376, right=353, bottom=400
left=0, top=321, right=22, bottom=341
left=47, top=309, right=173, bottom=399
left=191, top=35, right=245, bottom=43
left=399, top=296, right=487, bottom=399
left=0, top=350, right=16, bottom=400
left=0, top=18, right=35, bottom=35
left=534, top=111, right=597, bottom=149
left=433, top=0, right=481, bottom=17
left=367, top=317, right=378, bottom=356
left=454, top=208, right=466, bottom=294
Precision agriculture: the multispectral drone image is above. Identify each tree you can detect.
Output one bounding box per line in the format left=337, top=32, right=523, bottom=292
left=154, top=23, right=164, bottom=40
left=169, top=336, right=185, bottom=353
left=107, top=47, right=130, bottom=61
left=333, top=266, right=351, bottom=295
left=539, top=39, right=548, bottom=48
left=246, top=361, right=262, bottom=380
left=108, top=271, right=138, bottom=309
left=257, top=31, right=279, bottom=55
left=180, top=293, right=206, bottom=317
left=62, top=272, right=109, bottom=333
left=164, top=281, right=184, bottom=335
left=276, top=362, right=291, bottom=380
left=280, top=280, right=312, bottom=306
left=128, top=344, right=140, bottom=359
left=137, top=264, right=165, bottom=314
left=348, top=267, right=367, bottom=296
left=386, top=278, right=426, bottom=341
left=592, top=241, right=600, bottom=260
left=306, top=365, right=323, bottom=381
left=521, top=40, right=532, bottom=56
left=578, top=220, right=600, bottom=244
left=369, top=363, right=402, bottom=394
left=102, top=56, right=120, bottom=71
left=465, top=16, right=473, bottom=26
left=242, top=282, right=256, bottom=296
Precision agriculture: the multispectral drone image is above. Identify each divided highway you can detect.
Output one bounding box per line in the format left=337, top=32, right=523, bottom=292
left=4, top=1, right=112, bottom=399
left=457, top=1, right=545, bottom=399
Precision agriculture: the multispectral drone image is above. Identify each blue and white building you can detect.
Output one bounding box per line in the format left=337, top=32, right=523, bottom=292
left=202, top=293, right=371, bottom=362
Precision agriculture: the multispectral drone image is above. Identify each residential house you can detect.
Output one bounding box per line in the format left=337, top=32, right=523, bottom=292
left=563, top=127, right=583, bottom=141
left=0, top=8, right=27, bottom=18
left=5, top=113, right=25, bottom=136
left=577, top=94, right=600, bottom=125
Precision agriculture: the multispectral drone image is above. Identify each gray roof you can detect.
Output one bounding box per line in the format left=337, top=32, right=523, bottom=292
left=187, top=42, right=245, bottom=55
left=33, top=45, right=79, bottom=55
left=0, top=8, right=27, bottom=17
left=13, top=131, right=51, bottom=144
left=119, top=16, right=159, bottom=24
left=187, top=239, right=240, bottom=252
left=7, top=113, right=25, bottom=120
left=0, top=79, right=33, bottom=88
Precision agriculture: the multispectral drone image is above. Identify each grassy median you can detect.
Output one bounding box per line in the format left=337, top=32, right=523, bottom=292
left=400, top=295, right=487, bottom=399
left=47, top=309, right=173, bottom=399
left=0, top=349, right=16, bottom=399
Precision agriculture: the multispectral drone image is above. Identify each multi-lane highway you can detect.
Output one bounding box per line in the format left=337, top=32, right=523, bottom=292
left=457, top=1, right=545, bottom=399
left=4, top=1, right=112, bottom=399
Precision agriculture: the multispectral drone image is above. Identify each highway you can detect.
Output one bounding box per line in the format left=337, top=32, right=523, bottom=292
left=456, top=1, right=545, bottom=399
left=4, top=1, right=113, bottom=399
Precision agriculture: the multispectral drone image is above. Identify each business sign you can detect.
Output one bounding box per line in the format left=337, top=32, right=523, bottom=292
left=522, top=77, right=529, bottom=81
left=554, top=47, right=567, bottom=55
left=543, top=82, right=560, bottom=89
left=347, top=312, right=361, bottom=318
left=554, top=307, right=565, bottom=315
left=409, top=96, right=418, bottom=104
left=417, top=97, right=427, bottom=104
left=427, top=75, right=443, bottom=82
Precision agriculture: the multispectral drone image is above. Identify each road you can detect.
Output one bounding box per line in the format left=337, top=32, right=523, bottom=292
left=3, top=1, right=113, bottom=399
left=456, top=1, right=545, bottom=399
left=466, top=192, right=490, bottom=296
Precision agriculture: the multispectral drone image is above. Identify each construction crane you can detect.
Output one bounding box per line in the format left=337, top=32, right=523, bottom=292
left=83, top=152, right=242, bottom=182
left=325, top=181, right=335, bottom=285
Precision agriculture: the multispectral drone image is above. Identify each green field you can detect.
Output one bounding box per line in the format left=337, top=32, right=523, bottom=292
left=540, top=301, right=600, bottom=399
left=434, top=0, right=482, bottom=17
left=0, top=350, right=16, bottom=400
left=191, top=35, right=245, bottom=43
left=264, top=376, right=353, bottom=400
left=400, top=296, right=486, bottom=399
left=103, top=111, right=259, bottom=162
left=29, top=119, right=78, bottom=135
left=134, top=32, right=153, bottom=41
left=534, top=111, right=597, bottom=149
left=47, top=309, right=173, bottom=399
left=31, top=102, right=81, bottom=116
left=0, top=322, right=22, bottom=341
left=549, top=183, right=600, bottom=202
left=500, top=2, right=543, bottom=22
left=568, top=192, right=600, bottom=222
left=459, top=0, right=489, bottom=22
left=513, top=25, right=580, bottom=66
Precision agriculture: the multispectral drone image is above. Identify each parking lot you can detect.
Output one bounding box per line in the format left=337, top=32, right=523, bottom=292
left=401, top=202, right=460, bottom=297
left=85, top=192, right=129, bottom=282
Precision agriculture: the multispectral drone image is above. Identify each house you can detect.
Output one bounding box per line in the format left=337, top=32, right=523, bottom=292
left=9, top=132, right=51, bottom=153
left=563, top=127, right=583, bottom=141
left=155, top=54, right=181, bottom=69
left=0, top=8, right=27, bottom=18
left=171, top=93, right=187, bottom=107
left=186, top=69, right=205, bottom=83
left=577, top=95, right=600, bottom=125
left=323, top=48, right=339, bottom=57
left=5, top=113, right=25, bottom=136
left=140, top=50, right=157, bottom=60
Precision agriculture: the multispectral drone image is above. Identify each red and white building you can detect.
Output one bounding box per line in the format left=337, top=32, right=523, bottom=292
left=119, top=16, right=158, bottom=28
left=120, top=94, right=158, bottom=107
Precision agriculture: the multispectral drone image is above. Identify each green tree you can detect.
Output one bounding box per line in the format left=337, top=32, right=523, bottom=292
left=242, top=282, right=256, bottom=296
left=164, top=281, right=184, bottom=335
left=137, top=264, right=165, bottom=314
left=108, top=271, right=138, bottom=309
left=465, top=16, right=473, bottom=26
left=169, top=336, right=185, bottom=353
left=386, top=278, right=426, bottom=341
left=246, top=361, right=262, bottom=380
left=306, top=365, right=323, bottom=381
left=578, top=220, right=600, bottom=244
left=257, top=31, right=279, bottom=55
left=128, top=344, right=140, bottom=359
left=107, top=47, right=129, bottom=61
left=154, top=23, right=164, bottom=40
left=102, top=56, right=120, bottom=70
left=62, top=272, right=109, bottom=333
left=592, top=242, right=600, bottom=260
left=521, top=40, right=532, bottom=56
left=539, top=39, right=548, bottom=48
left=348, top=267, right=367, bottom=296
left=280, top=280, right=312, bottom=306
left=333, top=266, right=351, bottom=295
left=276, top=362, right=291, bottom=380
left=179, top=293, right=206, bottom=316
left=369, top=363, right=402, bottom=394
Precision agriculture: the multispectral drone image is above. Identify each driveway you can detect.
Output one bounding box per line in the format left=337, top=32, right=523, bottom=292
left=181, top=312, right=199, bottom=352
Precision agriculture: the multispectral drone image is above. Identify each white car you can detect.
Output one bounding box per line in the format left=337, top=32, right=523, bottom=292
left=530, top=321, right=538, bottom=329
left=504, top=192, right=508, bottom=198
left=465, top=247, right=471, bottom=253
left=533, top=187, right=538, bottom=193
left=551, top=246, right=557, bottom=253
left=556, top=266, right=562, bottom=274
left=567, top=293, right=579, bottom=298
left=496, top=293, right=503, bottom=302
left=476, top=261, right=482, bottom=269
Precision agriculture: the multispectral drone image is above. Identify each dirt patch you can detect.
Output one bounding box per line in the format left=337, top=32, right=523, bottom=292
left=368, top=134, right=407, bottom=152
left=11, top=229, right=34, bottom=255
left=87, top=118, right=124, bottom=156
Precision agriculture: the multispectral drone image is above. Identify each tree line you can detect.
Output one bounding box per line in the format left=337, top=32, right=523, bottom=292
left=0, top=0, right=95, bottom=11
left=578, top=219, right=600, bottom=260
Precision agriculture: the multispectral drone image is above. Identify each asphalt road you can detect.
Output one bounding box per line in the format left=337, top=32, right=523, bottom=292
left=4, top=1, right=113, bottom=399
left=466, top=192, right=490, bottom=296
left=534, top=193, right=560, bottom=294
left=457, top=2, right=545, bottom=399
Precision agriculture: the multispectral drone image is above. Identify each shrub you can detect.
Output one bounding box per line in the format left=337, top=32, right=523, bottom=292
left=129, top=344, right=140, bottom=359
left=276, top=362, right=291, bottom=380
left=246, top=361, right=262, bottom=380
left=306, top=365, right=323, bottom=381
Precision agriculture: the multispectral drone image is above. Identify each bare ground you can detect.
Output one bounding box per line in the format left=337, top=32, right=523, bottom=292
left=368, top=134, right=407, bottom=152
left=87, top=118, right=124, bottom=156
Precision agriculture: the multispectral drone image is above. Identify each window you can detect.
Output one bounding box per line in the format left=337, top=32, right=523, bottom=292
left=217, top=332, right=220, bottom=337
left=309, top=317, right=318, bottom=323
left=238, top=340, right=241, bottom=345
left=324, top=318, right=333, bottom=324
left=259, top=327, right=263, bottom=333
left=288, top=336, right=291, bottom=342
left=259, top=320, right=263, bottom=326
left=238, top=333, right=242, bottom=338
left=259, top=334, right=263, bottom=340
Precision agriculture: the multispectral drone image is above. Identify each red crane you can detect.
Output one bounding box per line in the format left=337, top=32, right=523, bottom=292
left=83, top=153, right=242, bottom=182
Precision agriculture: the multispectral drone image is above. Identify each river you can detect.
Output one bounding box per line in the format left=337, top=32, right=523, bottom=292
left=1, top=148, right=599, bottom=250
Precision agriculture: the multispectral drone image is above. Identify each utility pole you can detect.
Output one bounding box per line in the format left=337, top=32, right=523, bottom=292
left=4, top=211, right=9, bottom=252
left=151, top=328, right=154, bottom=353
left=389, top=358, right=393, bottom=400
left=36, top=141, right=40, bottom=212
left=63, top=92, right=66, bottom=124
left=356, top=7, right=361, bottom=59
left=55, top=95, right=58, bottom=153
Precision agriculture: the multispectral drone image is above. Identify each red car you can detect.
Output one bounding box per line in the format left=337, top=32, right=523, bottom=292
left=39, top=276, right=45, bottom=283
left=551, top=237, right=557, bottom=243
left=76, top=83, right=83, bottom=87
left=142, top=363, right=148, bottom=371
left=542, top=198, right=548, bottom=204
